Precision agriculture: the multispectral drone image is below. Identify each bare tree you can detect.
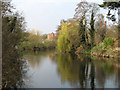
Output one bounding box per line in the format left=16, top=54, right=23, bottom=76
left=95, top=14, right=105, bottom=44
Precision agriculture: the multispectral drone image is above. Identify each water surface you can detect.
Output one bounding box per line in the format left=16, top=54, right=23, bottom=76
left=22, top=50, right=119, bottom=88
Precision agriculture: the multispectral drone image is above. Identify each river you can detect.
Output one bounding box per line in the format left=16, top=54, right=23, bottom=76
left=22, top=50, right=119, bottom=88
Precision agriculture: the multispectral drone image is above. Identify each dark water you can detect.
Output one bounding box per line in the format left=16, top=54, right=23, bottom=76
left=22, top=50, right=119, bottom=88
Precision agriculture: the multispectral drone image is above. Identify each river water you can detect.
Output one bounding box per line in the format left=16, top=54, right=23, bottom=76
left=22, top=50, right=119, bottom=88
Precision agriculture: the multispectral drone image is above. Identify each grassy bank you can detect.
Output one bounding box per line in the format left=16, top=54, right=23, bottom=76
left=75, top=37, right=119, bottom=58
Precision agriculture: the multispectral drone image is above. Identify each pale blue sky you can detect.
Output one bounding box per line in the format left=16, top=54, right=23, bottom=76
left=11, top=0, right=105, bottom=34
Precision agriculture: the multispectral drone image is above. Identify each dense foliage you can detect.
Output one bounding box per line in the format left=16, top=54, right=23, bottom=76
left=57, top=21, right=79, bottom=53
left=56, top=1, right=119, bottom=58
left=20, top=30, right=57, bottom=50
left=1, top=0, right=119, bottom=88
left=2, top=1, right=26, bottom=88
left=91, top=37, right=118, bottom=57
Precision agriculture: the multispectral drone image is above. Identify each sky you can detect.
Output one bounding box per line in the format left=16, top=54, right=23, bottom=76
left=11, top=0, right=105, bottom=34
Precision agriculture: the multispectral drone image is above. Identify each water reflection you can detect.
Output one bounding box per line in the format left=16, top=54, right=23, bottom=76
left=23, top=50, right=119, bottom=88
left=56, top=54, right=96, bottom=88
left=23, top=50, right=56, bottom=69
left=56, top=54, right=80, bottom=87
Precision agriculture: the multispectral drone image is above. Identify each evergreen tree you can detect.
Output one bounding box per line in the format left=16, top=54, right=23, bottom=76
left=99, top=0, right=120, bottom=22
left=89, top=9, right=95, bottom=48
left=78, top=16, right=86, bottom=45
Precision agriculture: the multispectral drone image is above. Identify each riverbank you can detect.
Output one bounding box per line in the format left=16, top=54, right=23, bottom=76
left=75, top=38, right=120, bottom=59
left=55, top=48, right=120, bottom=59
left=21, top=46, right=56, bottom=51
left=75, top=47, right=120, bottom=59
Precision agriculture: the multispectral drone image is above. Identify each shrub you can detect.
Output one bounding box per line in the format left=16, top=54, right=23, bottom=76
left=91, top=37, right=114, bottom=54
left=102, top=37, right=114, bottom=49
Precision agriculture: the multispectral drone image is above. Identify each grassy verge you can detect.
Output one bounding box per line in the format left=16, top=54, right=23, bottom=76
left=76, top=37, right=119, bottom=58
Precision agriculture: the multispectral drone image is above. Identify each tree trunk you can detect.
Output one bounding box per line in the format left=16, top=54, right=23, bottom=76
left=118, top=8, right=120, bottom=88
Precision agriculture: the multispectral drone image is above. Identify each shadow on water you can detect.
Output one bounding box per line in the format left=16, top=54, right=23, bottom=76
left=23, top=50, right=119, bottom=88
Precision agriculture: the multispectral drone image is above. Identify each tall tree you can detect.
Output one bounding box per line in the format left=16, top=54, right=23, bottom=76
left=2, top=1, right=26, bottom=88
left=99, top=1, right=120, bottom=68
left=95, top=14, right=105, bottom=44
left=74, top=1, right=99, bottom=48
left=74, top=1, right=90, bottom=21
left=89, top=9, right=95, bottom=48
left=57, top=21, right=79, bottom=53
left=78, top=15, right=86, bottom=45
left=99, top=0, right=120, bottom=22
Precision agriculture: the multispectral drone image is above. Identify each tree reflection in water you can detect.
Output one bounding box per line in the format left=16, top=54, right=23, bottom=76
left=23, top=50, right=56, bottom=69
left=56, top=53, right=119, bottom=88
left=78, top=55, right=95, bottom=88
left=22, top=50, right=119, bottom=88
left=56, top=54, right=80, bottom=87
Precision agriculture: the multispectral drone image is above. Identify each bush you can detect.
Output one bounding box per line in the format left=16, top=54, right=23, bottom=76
left=91, top=37, right=114, bottom=54
left=102, top=37, right=114, bottom=49
left=91, top=43, right=104, bottom=52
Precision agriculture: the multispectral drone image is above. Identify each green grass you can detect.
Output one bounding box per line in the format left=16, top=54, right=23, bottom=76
left=82, top=49, right=91, bottom=53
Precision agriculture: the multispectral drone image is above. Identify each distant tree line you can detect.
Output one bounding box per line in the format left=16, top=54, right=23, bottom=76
left=20, top=29, right=57, bottom=51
